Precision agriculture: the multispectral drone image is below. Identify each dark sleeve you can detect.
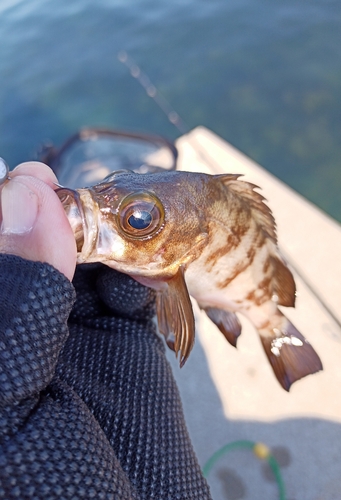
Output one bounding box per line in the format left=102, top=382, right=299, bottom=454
left=56, top=264, right=212, bottom=500
left=0, top=254, right=75, bottom=437
left=0, top=256, right=140, bottom=500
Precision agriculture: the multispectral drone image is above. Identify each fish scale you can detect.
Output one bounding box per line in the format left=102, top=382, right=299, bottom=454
left=57, top=170, right=322, bottom=391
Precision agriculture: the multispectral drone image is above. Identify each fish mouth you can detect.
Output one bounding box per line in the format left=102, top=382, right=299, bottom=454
left=57, top=186, right=105, bottom=263
left=56, top=187, right=87, bottom=253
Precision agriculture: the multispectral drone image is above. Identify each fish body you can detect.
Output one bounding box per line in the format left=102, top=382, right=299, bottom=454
left=58, top=170, right=322, bottom=390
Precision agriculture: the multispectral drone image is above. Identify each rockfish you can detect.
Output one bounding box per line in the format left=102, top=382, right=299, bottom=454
left=57, top=170, right=322, bottom=391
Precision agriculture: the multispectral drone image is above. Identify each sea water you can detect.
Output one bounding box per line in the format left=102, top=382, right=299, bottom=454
left=1, top=0, right=340, bottom=221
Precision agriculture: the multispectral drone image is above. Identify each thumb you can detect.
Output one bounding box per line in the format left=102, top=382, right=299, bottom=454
left=0, top=169, right=77, bottom=281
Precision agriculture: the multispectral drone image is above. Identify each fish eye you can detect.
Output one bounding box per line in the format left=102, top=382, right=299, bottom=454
left=118, top=191, right=164, bottom=239
left=127, top=210, right=152, bottom=230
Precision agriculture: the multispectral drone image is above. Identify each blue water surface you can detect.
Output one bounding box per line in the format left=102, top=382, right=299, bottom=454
left=1, top=0, right=341, bottom=220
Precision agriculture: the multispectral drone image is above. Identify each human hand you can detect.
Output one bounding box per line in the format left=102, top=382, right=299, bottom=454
left=59, top=262, right=212, bottom=499
left=0, top=161, right=77, bottom=280
left=0, top=164, right=211, bottom=498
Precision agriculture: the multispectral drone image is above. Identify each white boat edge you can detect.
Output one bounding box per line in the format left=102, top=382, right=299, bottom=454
left=170, top=125, right=341, bottom=422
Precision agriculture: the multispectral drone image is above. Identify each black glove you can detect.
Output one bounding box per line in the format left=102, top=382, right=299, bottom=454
left=0, top=255, right=211, bottom=499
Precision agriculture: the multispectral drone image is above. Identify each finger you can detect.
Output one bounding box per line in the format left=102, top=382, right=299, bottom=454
left=0, top=174, right=77, bottom=281
left=10, top=161, right=59, bottom=188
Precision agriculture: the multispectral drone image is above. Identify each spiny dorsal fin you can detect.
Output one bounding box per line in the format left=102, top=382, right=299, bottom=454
left=217, top=174, right=277, bottom=244
left=217, top=174, right=296, bottom=307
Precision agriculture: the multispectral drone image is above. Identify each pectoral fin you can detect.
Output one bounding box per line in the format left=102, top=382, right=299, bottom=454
left=156, top=266, right=195, bottom=367
left=260, top=320, right=323, bottom=391
left=204, top=307, right=242, bottom=347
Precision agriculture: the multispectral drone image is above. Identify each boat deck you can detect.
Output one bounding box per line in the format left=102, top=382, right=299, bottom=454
left=167, top=126, right=341, bottom=500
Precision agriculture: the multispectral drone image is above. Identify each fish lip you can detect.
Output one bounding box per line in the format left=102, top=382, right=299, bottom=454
left=73, top=187, right=102, bottom=262
left=56, top=186, right=89, bottom=254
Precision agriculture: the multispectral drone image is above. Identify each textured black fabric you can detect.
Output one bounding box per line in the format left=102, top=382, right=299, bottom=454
left=0, top=255, right=211, bottom=499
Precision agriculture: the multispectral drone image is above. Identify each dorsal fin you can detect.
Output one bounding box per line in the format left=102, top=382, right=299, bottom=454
left=217, top=174, right=296, bottom=307
left=218, top=174, right=277, bottom=243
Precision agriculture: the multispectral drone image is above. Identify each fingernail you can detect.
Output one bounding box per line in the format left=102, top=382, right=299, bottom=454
left=1, top=179, right=38, bottom=234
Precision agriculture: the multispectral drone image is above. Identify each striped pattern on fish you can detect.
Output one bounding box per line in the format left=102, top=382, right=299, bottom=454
left=57, top=170, right=322, bottom=391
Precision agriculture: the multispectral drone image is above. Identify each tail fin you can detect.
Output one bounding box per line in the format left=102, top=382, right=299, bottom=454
left=260, top=320, right=323, bottom=391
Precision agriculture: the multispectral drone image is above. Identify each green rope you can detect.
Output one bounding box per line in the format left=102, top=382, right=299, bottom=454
left=202, top=440, right=286, bottom=500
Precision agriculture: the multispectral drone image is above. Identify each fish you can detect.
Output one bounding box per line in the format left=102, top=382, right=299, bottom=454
left=57, top=170, right=323, bottom=391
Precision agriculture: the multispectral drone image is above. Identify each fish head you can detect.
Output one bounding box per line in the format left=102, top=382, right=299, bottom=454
left=61, top=171, right=209, bottom=279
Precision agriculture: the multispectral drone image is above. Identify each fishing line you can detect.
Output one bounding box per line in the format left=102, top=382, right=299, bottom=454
left=118, top=51, right=341, bottom=332
left=118, top=52, right=290, bottom=499
left=117, top=51, right=224, bottom=172
left=117, top=51, right=189, bottom=134
left=202, top=440, right=286, bottom=500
